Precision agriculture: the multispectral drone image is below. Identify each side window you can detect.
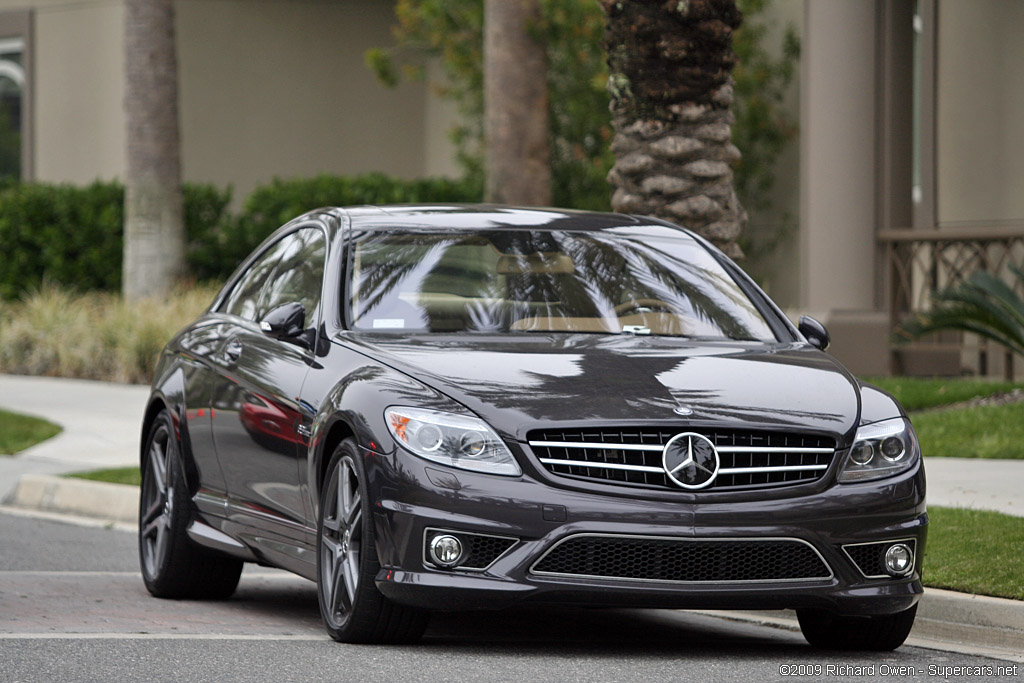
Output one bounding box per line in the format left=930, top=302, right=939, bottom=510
left=259, top=228, right=327, bottom=325
left=222, top=238, right=293, bottom=320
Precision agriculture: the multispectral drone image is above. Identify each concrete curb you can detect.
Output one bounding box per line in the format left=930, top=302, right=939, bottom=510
left=4, top=474, right=138, bottom=526
left=5, top=473, right=1024, bottom=661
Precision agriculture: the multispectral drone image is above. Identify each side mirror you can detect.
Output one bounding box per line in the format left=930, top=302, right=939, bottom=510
left=260, top=302, right=306, bottom=341
left=798, top=315, right=830, bottom=351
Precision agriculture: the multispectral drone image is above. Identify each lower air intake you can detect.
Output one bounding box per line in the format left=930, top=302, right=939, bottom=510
left=531, top=534, right=832, bottom=583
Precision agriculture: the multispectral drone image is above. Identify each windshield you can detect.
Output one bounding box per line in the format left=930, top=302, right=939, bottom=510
left=347, top=225, right=777, bottom=341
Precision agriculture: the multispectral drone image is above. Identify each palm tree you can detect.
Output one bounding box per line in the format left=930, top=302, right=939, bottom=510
left=895, top=263, right=1024, bottom=359
left=600, top=0, right=745, bottom=257
left=123, top=0, right=185, bottom=301
left=484, top=0, right=551, bottom=205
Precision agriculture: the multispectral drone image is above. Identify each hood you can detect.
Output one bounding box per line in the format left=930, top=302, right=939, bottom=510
left=343, top=333, right=861, bottom=444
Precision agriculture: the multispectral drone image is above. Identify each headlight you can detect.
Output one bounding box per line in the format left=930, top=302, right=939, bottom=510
left=838, top=417, right=920, bottom=483
left=384, top=406, right=521, bottom=477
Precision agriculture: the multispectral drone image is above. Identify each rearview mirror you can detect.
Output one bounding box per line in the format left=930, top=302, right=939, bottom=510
left=260, top=302, right=306, bottom=341
left=798, top=315, right=830, bottom=351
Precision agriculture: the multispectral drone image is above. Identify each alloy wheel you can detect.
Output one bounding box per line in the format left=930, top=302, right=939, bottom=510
left=320, top=456, right=363, bottom=628
left=141, top=423, right=174, bottom=579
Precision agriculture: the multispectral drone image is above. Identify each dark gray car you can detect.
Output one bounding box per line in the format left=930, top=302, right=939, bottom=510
left=138, top=206, right=925, bottom=649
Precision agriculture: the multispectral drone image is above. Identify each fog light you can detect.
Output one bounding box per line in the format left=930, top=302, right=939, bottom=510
left=429, top=534, right=464, bottom=567
left=884, top=543, right=914, bottom=576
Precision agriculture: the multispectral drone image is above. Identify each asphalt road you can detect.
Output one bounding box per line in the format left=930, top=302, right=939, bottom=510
left=1, top=512, right=1020, bottom=683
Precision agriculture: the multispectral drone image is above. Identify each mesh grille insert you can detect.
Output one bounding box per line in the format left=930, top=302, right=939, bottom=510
left=531, top=535, right=832, bottom=582
left=843, top=540, right=916, bottom=578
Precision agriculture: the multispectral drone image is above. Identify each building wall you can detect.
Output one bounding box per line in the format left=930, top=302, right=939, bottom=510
left=11, top=0, right=459, bottom=203
left=936, top=0, right=1024, bottom=226
left=799, top=1, right=878, bottom=314
left=34, top=0, right=124, bottom=184
left=176, top=0, right=454, bottom=204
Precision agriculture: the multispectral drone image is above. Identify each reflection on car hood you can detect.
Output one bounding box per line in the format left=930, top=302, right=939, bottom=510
left=344, top=334, right=860, bottom=443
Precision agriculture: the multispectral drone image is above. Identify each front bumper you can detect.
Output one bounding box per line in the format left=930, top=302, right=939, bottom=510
left=365, top=447, right=927, bottom=616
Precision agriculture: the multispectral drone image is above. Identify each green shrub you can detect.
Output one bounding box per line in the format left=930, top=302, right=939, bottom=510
left=0, top=181, right=232, bottom=299
left=226, top=173, right=482, bottom=269
left=0, top=174, right=479, bottom=298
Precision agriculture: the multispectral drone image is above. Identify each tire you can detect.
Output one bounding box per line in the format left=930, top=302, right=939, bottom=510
left=139, top=409, right=243, bottom=599
left=797, top=604, right=918, bottom=651
left=317, top=438, right=429, bottom=643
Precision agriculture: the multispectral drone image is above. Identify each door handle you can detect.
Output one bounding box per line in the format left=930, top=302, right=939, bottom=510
left=224, top=339, right=243, bottom=362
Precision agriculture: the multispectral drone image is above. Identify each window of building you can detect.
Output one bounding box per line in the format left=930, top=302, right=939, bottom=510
left=0, top=10, right=31, bottom=181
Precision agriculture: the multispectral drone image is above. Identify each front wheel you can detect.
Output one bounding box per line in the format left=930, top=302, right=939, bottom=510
left=317, top=439, right=429, bottom=643
left=797, top=604, right=918, bottom=651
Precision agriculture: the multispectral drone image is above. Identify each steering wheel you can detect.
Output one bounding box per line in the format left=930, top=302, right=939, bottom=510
left=612, top=298, right=681, bottom=317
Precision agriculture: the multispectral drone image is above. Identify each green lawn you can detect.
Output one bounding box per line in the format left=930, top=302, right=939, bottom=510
left=66, top=467, right=141, bottom=486
left=861, top=376, right=1024, bottom=459
left=913, top=402, right=1024, bottom=459
left=0, top=408, right=61, bottom=455
left=924, top=506, right=1024, bottom=600
left=862, top=376, right=1024, bottom=412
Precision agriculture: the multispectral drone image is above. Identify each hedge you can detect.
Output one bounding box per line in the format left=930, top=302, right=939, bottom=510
left=0, top=173, right=481, bottom=299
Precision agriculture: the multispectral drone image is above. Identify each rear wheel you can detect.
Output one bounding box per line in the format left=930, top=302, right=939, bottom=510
left=797, top=604, right=918, bottom=651
left=139, top=409, right=243, bottom=599
left=317, top=438, right=428, bottom=643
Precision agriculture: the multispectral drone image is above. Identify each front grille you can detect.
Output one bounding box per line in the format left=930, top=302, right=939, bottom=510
left=531, top=535, right=832, bottom=583
left=842, top=539, right=917, bottom=578
left=528, top=427, right=836, bottom=491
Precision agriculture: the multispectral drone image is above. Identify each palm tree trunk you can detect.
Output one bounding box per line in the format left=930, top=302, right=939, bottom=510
left=484, top=0, right=551, bottom=206
left=123, top=0, right=185, bottom=301
left=601, top=0, right=745, bottom=257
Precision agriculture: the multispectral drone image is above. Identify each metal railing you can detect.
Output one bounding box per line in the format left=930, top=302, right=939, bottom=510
left=878, top=225, right=1024, bottom=377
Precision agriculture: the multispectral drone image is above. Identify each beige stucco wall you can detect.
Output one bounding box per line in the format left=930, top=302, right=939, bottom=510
left=176, top=0, right=449, bottom=203
left=799, top=0, right=877, bottom=313
left=17, top=0, right=459, bottom=202
left=937, top=0, right=1024, bottom=226
left=33, top=0, right=125, bottom=184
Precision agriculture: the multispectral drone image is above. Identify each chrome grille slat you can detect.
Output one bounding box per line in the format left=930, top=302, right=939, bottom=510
left=538, top=458, right=665, bottom=473
left=530, top=440, right=832, bottom=455
left=537, top=458, right=828, bottom=475
left=528, top=427, right=837, bottom=492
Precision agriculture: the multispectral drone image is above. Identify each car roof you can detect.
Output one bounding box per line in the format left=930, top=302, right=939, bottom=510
left=335, top=204, right=668, bottom=233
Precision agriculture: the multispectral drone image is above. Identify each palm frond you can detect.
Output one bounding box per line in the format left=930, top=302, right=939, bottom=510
left=895, top=261, right=1024, bottom=358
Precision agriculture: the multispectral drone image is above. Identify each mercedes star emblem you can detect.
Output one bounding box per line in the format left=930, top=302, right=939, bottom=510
left=662, top=432, right=720, bottom=489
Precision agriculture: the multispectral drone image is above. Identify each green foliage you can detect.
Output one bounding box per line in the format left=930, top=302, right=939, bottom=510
left=0, top=181, right=232, bottom=299
left=912, top=401, right=1024, bottom=459
left=367, top=0, right=613, bottom=210
left=861, top=376, right=1024, bottom=412
left=925, top=506, right=1024, bottom=600
left=895, top=263, right=1024, bottom=358
left=217, top=173, right=482, bottom=276
left=0, top=174, right=476, bottom=298
left=0, top=408, right=61, bottom=455
left=368, top=0, right=798, bottom=219
left=732, top=0, right=799, bottom=216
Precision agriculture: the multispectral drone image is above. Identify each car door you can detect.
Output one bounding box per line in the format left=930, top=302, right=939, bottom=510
left=208, top=225, right=328, bottom=545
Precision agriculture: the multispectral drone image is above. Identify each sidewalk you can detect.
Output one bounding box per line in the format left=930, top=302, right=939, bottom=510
left=0, top=374, right=149, bottom=500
